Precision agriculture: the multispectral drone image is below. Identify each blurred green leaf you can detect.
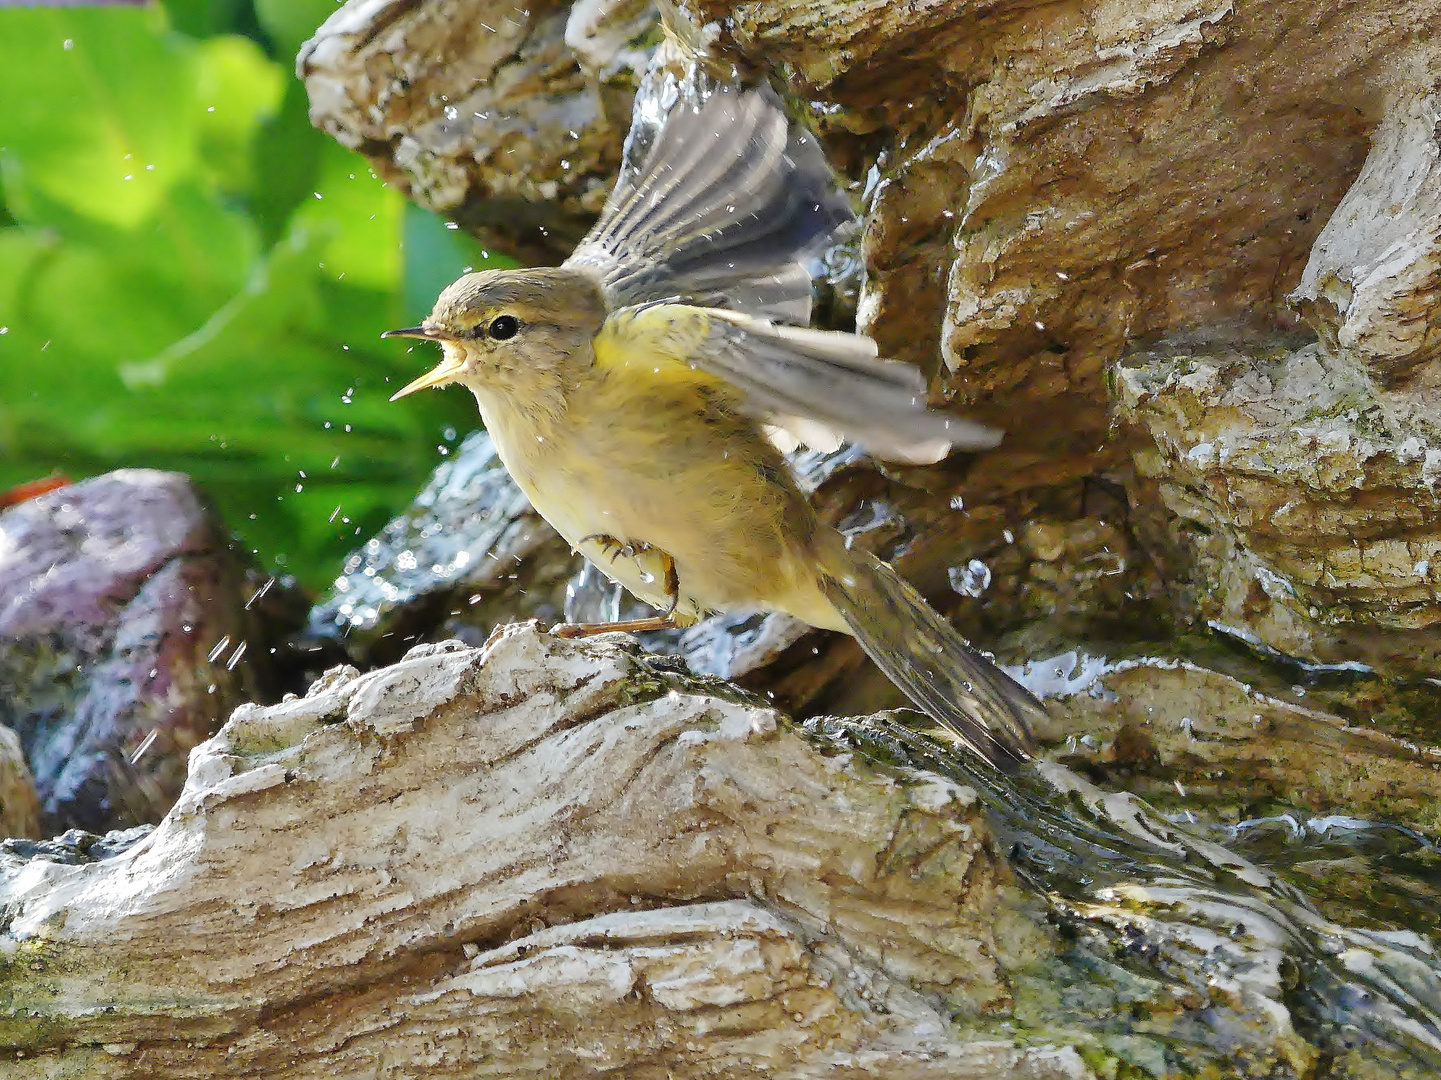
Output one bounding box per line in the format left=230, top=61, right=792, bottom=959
left=160, top=0, right=255, bottom=40
left=402, top=203, right=519, bottom=323
left=291, top=141, right=402, bottom=294
left=0, top=8, right=198, bottom=229
left=249, top=78, right=323, bottom=246
left=0, top=4, right=482, bottom=588
left=195, top=34, right=284, bottom=197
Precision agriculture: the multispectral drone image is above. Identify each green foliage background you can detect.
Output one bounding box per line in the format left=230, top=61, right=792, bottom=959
left=0, top=0, right=508, bottom=588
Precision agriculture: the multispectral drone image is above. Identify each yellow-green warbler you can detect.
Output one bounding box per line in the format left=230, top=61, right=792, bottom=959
left=385, top=85, right=1047, bottom=769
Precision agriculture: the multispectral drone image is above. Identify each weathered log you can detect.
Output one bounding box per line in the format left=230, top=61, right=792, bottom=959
left=0, top=627, right=1063, bottom=1077
left=5, top=627, right=1441, bottom=1077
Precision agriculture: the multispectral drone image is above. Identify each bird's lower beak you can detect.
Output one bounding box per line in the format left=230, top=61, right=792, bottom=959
left=383, top=326, right=467, bottom=401
left=389, top=353, right=467, bottom=400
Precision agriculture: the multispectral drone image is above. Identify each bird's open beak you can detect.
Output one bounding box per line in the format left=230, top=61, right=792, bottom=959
left=382, top=326, right=465, bottom=401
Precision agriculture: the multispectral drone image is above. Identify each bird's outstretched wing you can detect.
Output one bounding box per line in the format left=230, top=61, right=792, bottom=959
left=595, top=305, right=1002, bottom=463
left=563, top=84, right=853, bottom=325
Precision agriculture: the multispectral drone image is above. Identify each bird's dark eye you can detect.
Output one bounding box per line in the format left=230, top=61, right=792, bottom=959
left=487, top=314, right=520, bottom=341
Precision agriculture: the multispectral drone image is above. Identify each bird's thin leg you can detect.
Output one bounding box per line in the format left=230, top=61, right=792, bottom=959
left=552, top=538, right=681, bottom=638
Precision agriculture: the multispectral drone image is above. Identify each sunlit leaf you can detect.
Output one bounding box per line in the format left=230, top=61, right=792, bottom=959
left=290, top=141, right=402, bottom=293
left=0, top=8, right=199, bottom=229
left=195, top=34, right=285, bottom=196
left=0, top=3, right=482, bottom=587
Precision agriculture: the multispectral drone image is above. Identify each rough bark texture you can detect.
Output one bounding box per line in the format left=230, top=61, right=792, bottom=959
left=0, top=628, right=1074, bottom=1078
left=7, top=627, right=1440, bottom=1077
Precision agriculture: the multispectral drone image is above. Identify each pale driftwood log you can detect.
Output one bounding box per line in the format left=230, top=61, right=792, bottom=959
left=7, top=626, right=1441, bottom=1076
left=0, top=626, right=1086, bottom=1079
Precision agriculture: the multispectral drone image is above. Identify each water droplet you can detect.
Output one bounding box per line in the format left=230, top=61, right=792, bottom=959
left=62, top=38, right=73, bottom=50
left=443, top=105, right=459, bottom=120
left=128, top=728, right=159, bottom=765
left=948, top=559, right=992, bottom=598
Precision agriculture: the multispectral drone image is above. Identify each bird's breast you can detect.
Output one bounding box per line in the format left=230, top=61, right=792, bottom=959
left=475, top=370, right=820, bottom=620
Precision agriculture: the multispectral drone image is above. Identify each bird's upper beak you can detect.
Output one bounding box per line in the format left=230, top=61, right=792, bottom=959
left=382, top=326, right=465, bottom=401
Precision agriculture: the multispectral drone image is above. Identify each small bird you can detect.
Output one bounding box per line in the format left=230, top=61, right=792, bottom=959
left=385, top=85, right=1048, bottom=769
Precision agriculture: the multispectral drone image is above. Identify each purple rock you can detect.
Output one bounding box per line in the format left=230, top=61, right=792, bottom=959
left=0, top=470, right=304, bottom=832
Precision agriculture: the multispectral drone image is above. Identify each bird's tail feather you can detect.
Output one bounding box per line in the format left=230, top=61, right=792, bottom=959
left=816, top=540, right=1045, bottom=771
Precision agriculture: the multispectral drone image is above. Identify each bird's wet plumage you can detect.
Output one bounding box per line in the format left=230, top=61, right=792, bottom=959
left=387, top=85, right=1047, bottom=770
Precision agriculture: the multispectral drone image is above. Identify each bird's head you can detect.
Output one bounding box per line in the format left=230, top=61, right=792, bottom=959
left=384, top=267, right=607, bottom=405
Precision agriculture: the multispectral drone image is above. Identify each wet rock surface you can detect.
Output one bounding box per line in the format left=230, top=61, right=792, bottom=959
left=5, top=625, right=1441, bottom=1077
left=1026, top=649, right=1441, bottom=832
left=0, top=470, right=305, bottom=833
left=1116, top=341, right=1441, bottom=677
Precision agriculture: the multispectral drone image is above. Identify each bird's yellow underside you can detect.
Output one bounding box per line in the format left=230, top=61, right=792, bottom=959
left=473, top=303, right=849, bottom=634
